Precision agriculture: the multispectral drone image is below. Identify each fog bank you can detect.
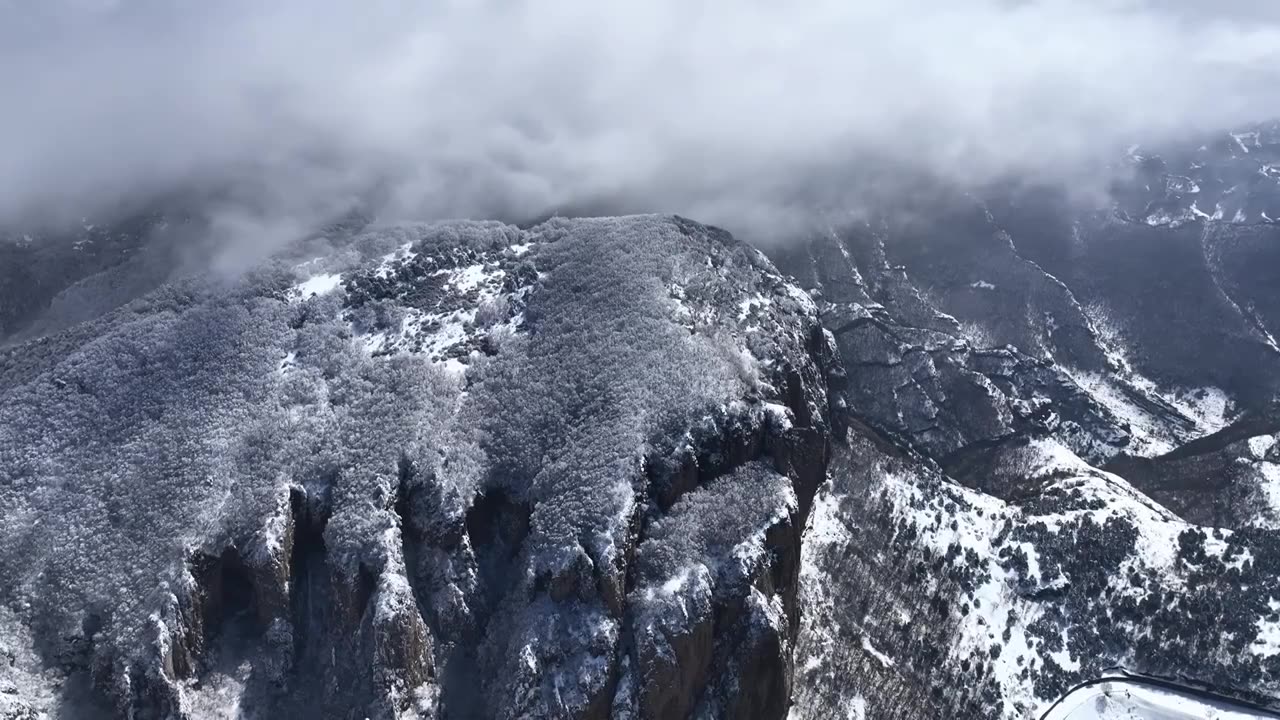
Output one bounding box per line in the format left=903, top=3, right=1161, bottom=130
left=3, top=0, right=1280, bottom=242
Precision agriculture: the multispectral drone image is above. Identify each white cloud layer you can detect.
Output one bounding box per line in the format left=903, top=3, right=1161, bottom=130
left=2, top=0, right=1280, bottom=239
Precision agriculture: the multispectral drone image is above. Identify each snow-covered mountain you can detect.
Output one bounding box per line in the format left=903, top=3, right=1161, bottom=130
left=2, top=134, right=1280, bottom=719
left=0, top=216, right=836, bottom=719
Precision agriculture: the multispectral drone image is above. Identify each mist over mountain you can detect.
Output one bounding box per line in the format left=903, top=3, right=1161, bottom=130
left=5, top=0, right=1280, bottom=245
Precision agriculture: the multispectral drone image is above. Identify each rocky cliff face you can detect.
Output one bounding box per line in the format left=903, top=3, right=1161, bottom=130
left=3, top=133, right=1280, bottom=720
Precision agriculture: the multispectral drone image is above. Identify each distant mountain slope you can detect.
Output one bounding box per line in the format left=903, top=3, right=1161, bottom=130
left=772, top=134, right=1280, bottom=719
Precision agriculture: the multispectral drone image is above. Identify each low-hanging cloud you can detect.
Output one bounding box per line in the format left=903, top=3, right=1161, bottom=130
left=3, top=0, right=1280, bottom=244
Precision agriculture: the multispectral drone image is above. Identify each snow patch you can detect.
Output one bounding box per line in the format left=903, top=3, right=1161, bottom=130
left=374, top=242, right=418, bottom=278
left=1232, top=131, right=1260, bottom=154
left=1145, top=207, right=1196, bottom=227
left=763, top=402, right=794, bottom=430
left=783, top=282, right=818, bottom=314
left=731, top=481, right=798, bottom=574
left=1190, top=202, right=1223, bottom=221
left=805, top=489, right=851, bottom=548
left=861, top=636, right=895, bottom=667
left=1248, top=435, right=1276, bottom=459
left=644, top=562, right=713, bottom=605
left=1048, top=643, right=1080, bottom=673
left=294, top=272, right=343, bottom=298
left=1256, top=462, right=1280, bottom=525
left=843, top=695, right=867, bottom=720
left=1063, top=307, right=1233, bottom=457
left=181, top=663, right=250, bottom=719
left=737, top=294, right=772, bottom=320
left=450, top=263, right=492, bottom=293
left=1062, top=371, right=1177, bottom=456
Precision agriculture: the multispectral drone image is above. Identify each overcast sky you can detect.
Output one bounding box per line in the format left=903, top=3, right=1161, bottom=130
left=2, top=0, right=1280, bottom=240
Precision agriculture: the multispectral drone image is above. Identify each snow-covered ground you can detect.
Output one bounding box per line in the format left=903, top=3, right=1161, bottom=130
left=793, top=429, right=1280, bottom=720
left=293, top=271, right=343, bottom=298
left=1042, top=679, right=1275, bottom=720
left=1068, top=303, right=1234, bottom=458
left=883, top=438, right=1265, bottom=716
